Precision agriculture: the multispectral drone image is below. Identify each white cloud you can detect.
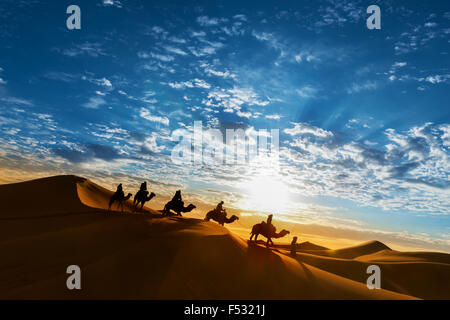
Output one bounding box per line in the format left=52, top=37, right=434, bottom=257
left=137, top=51, right=150, bottom=59
left=163, top=46, right=188, bottom=56
left=82, top=96, right=106, bottom=109
left=168, top=78, right=211, bottom=90
left=190, top=30, right=206, bottom=38
left=393, top=62, right=407, bottom=68
left=100, top=77, right=112, bottom=87
left=425, top=75, right=447, bottom=84
left=347, top=81, right=377, bottom=94
left=102, top=0, right=123, bottom=8
left=202, top=65, right=236, bottom=79
left=139, top=108, right=169, bottom=125
left=265, top=114, right=282, bottom=120
left=284, top=122, right=333, bottom=138
left=61, top=42, right=106, bottom=57
left=233, top=14, right=247, bottom=21
left=150, top=52, right=174, bottom=62
left=0, top=97, right=33, bottom=106
left=196, top=16, right=227, bottom=26
left=424, top=22, right=437, bottom=27
left=0, top=77, right=6, bottom=84
left=297, top=85, right=318, bottom=98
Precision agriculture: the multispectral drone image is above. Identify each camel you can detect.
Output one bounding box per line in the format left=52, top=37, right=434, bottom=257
left=250, top=222, right=290, bottom=247
left=204, top=210, right=239, bottom=226
left=162, top=201, right=196, bottom=216
left=133, top=190, right=156, bottom=212
left=108, top=192, right=132, bottom=213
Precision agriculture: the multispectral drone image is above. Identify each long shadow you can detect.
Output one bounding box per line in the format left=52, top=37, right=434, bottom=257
left=246, top=240, right=285, bottom=266
left=250, top=242, right=317, bottom=281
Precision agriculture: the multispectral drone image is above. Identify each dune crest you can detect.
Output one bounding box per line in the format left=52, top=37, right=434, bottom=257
left=303, top=240, right=392, bottom=259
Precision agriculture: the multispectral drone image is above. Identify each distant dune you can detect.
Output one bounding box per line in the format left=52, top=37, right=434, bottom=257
left=0, top=175, right=447, bottom=299
left=302, top=240, right=392, bottom=259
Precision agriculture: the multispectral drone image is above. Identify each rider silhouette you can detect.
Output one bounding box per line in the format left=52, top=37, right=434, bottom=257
left=214, top=201, right=226, bottom=219
left=115, top=184, right=124, bottom=197
left=172, top=190, right=183, bottom=204
left=290, top=236, right=298, bottom=256
left=266, top=214, right=276, bottom=235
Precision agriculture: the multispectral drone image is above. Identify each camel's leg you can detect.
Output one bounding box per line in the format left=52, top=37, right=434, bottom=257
left=266, top=238, right=270, bottom=247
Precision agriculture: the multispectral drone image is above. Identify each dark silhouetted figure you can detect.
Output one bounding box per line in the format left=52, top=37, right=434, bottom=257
left=250, top=214, right=290, bottom=247
left=163, top=190, right=196, bottom=216
left=172, top=190, right=182, bottom=204
left=109, top=184, right=132, bottom=213
left=204, top=201, right=239, bottom=226
left=133, top=182, right=155, bottom=212
left=290, top=236, right=298, bottom=256
left=214, top=201, right=226, bottom=219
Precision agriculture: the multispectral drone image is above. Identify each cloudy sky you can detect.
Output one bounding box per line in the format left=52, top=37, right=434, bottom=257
left=0, top=0, right=449, bottom=251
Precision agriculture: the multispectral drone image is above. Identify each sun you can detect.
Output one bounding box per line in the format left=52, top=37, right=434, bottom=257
left=238, top=174, right=291, bottom=214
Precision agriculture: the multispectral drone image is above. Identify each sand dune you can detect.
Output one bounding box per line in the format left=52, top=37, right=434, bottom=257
left=277, top=243, right=450, bottom=299
left=302, top=240, right=392, bottom=259
left=356, top=249, right=450, bottom=265
left=1, top=175, right=444, bottom=299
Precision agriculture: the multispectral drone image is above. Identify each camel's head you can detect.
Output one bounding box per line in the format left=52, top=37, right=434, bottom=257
left=186, top=204, right=196, bottom=211
left=230, top=215, right=240, bottom=221
left=150, top=192, right=156, bottom=198
left=126, top=193, right=132, bottom=198
left=279, top=229, right=290, bottom=237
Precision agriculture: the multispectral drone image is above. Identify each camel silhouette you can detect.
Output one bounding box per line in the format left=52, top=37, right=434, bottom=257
left=250, top=222, right=290, bottom=247
left=163, top=201, right=196, bottom=216
left=108, top=192, right=132, bottom=213
left=133, top=190, right=156, bottom=212
left=204, top=210, right=239, bottom=226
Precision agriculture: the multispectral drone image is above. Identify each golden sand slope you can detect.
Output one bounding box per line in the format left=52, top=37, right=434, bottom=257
left=301, top=240, right=392, bottom=259
left=0, top=175, right=421, bottom=299
left=278, top=244, right=450, bottom=299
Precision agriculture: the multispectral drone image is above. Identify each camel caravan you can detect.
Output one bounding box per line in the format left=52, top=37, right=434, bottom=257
left=108, top=182, right=293, bottom=248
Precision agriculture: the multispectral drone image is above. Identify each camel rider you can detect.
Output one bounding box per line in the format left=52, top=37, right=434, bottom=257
left=266, top=214, right=276, bottom=235
left=115, top=184, right=124, bottom=197
left=214, top=201, right=226, bottom=219
left=171, top=190, right=183, bottom=206
left=139, top=182, right=149, bottom=197
left=214, top=201, right=225, bottom=214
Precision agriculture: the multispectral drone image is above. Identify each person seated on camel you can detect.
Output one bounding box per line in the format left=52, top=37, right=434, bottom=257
left=214, top=201, right=227, bottom=218
left=115, top=183, right=124, bottom=197
left=139, top=182, right=149, bottom=197
left=171, top=190, right=184, bottom=207
left=266, top=214, right=277, bottom=234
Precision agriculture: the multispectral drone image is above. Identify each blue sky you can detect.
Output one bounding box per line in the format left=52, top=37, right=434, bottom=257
left=0, top=0, right=449, bottom=251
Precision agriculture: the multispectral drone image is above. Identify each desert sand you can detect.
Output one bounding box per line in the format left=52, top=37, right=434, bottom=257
left=0, top=175, right=448, bottom=299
